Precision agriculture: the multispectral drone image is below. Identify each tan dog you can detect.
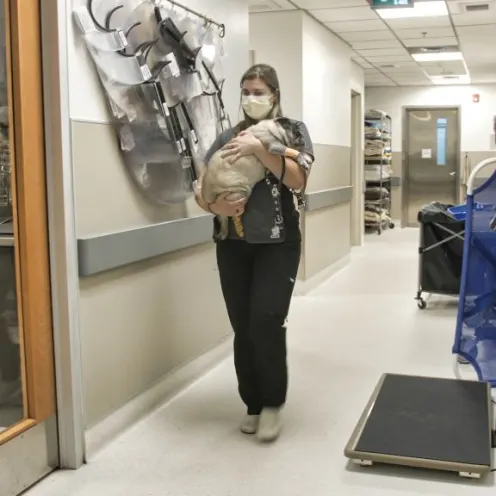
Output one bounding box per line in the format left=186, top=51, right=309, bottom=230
left=201, top=119, right=292, bottom=240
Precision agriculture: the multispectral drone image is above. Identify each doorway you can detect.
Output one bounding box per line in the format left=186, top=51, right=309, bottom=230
left=403, top=107, right=460, bottom=227
left=350, top=90, right=364, bottom=246
left=0, top=1, right=58, bottom=494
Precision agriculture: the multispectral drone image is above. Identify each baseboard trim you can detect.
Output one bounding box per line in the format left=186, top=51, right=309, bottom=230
left=294, top=254, right=351, bottom=296
left=84, top=334, right=233, bottom=460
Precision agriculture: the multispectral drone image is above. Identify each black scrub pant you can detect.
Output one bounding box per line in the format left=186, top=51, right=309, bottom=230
left=216, top=238, right=301, bottom=415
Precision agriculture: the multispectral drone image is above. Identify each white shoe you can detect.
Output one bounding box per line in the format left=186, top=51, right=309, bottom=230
left=240, top=415, right=260, bottom=435
left=256, top=408, right=282, bottom=443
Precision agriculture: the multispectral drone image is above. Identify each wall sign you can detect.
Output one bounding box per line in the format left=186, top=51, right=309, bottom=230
left=370, top=0, right=414, bottom=8
left=422, top=149, right=432, bottom=159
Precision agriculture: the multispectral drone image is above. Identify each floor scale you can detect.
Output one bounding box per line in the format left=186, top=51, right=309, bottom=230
left=345, top=159, right=496, bottom=479
left=344, top=374, right=493, bottom=478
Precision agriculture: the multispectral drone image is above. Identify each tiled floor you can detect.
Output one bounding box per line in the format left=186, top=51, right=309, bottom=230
left=27, top=228, right=495, bottom=495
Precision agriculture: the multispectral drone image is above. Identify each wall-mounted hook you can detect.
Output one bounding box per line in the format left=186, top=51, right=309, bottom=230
left=105, top=4, right=124, bottom=31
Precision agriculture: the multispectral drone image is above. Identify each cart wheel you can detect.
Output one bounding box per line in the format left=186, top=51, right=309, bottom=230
left=389, top=222, right=395, bottom=229
left=417, top=299, right=427, bottom=310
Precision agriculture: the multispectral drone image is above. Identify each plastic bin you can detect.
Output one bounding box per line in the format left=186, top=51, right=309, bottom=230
left=448, top=202, right=492, bottom=221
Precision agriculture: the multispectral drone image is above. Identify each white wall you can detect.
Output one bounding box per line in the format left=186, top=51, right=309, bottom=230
left=249, top=10, right=364, bottom=278
left=302, top=14, right=353, bottom=147
left=249, top=11, right=303, bottom=121
left=366, top=84, right=496, bottom=152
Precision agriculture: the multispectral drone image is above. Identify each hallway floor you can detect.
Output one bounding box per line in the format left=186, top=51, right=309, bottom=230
left=27, top=228, right=494, bottom=495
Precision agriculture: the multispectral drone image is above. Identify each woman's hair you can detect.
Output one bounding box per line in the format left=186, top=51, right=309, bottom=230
left=236, top=64, right=283, bottom=132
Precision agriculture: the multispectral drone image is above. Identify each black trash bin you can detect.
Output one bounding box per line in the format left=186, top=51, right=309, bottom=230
left=416, top=202, right=465, bottom=309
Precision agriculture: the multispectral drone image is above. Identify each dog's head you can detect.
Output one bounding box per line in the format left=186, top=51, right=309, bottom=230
left=248, top=119, right=291, bottom=147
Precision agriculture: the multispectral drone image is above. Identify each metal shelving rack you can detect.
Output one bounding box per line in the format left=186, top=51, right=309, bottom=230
left=364, top=109, right=395, bottom=235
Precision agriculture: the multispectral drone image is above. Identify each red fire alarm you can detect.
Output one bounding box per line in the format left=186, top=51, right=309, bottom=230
left=473, top=93, right=480, bottom=103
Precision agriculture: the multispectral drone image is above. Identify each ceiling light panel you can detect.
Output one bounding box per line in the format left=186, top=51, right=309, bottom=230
left=324, top=20, right=387, bottom=32
left=412, top=51, right=464, bottom=62
left=403, top=37, right=459, bottom=48
left=376, top=1, right=448, bottom=19
left=309, top=6, right=378, bottom=22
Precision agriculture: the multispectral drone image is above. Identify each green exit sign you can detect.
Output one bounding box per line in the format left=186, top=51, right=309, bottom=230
left=371, top=0, right=414, bottom=8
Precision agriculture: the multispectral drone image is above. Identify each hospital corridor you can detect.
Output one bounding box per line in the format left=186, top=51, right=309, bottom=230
left=3, top=0, right=496, bottom=494
left=25, top=229, right=487, bottom=496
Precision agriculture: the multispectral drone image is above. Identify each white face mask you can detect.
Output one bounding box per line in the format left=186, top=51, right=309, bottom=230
left=241, top=95, right=273, bottom=120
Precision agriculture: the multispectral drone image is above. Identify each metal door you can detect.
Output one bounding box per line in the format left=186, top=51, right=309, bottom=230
left=403, top=108, right=460, bottom=226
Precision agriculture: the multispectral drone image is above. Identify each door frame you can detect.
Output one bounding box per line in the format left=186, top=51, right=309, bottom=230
left=351, top=90, right=364, bottom=246
left=401, top=105, right=462, bottom=227
left=40, top=0, right=86, bottom=469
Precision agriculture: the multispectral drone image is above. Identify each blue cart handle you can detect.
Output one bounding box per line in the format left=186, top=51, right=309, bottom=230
left=467, top=157, right=496, bottom=196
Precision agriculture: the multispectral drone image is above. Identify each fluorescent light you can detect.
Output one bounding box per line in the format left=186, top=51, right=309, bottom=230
left=430, top=75, right=471, bottom=85
left=376, top=1, right=448, bottom=19
left=412, top=51, right=464, bottom=62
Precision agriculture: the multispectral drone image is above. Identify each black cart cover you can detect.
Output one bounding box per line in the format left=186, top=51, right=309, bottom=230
left=418, top=202, right=464, bottom=295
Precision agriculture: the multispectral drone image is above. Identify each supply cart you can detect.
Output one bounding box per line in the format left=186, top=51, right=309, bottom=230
left=364, top=110, right=395, bottom=235
left=415, top=202, right=465, bottom=309
left=453, top=157, right=496, bottom=384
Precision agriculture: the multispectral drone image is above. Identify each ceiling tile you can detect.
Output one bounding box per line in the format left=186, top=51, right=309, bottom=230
left=366, top=81, right=397, bottom=86
left=357, top=47, right=408, bottom=57
left=365, top=54, right=415, bottom=63
left=384, top=16, right=452, bottom=30
left=292, top=0, right=368, bottom=8
left=339, top=30, right=396, bottom=42
left=420, top=60, right=467, bottom=76
left=324, top=20, right=387, bottom=32
left=350, top=39, right=403, bottom=50
left=448, top=2, right=496, bottom=26
left=394, top=27, right=456, bottom=39
left=247, top=0, right=297, bottom=12
left=380, top=66, right=425, bottom=75
left=351, top=56, right=374, bottom=69
left=310, top=6, right=377, bottom=22
left=403, top=37, right=458, bottom=48
left=457, top=24, right=496, bottom=41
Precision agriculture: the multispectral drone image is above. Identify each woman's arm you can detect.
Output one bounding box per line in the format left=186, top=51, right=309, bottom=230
left=252, top=144, right=306, bottom=190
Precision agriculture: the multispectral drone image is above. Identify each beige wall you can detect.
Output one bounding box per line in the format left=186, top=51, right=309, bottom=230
left=72, top=121, right=232, bottom=428
left=301, top=144, right=352, bottom=280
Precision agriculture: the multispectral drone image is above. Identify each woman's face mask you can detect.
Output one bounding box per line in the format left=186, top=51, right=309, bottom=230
left=241, top=94, right=273, bottom=120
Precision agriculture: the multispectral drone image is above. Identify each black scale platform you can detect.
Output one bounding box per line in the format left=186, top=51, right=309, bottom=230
left=344, top=374, right=492, bottom=478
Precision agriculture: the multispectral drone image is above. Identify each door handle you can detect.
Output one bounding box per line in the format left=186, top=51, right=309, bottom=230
left=449, top=172, right=456, bottom=176
left=0, top=236, right=14, bottom=247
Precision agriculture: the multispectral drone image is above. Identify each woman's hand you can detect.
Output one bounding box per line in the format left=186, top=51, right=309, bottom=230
left=210, top=193, right=247, bottom=217
left=220, top=131, right=262, bottom=164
